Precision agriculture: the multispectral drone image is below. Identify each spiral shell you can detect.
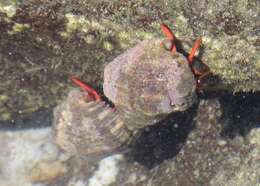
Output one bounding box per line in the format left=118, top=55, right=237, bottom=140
left=103, top=39, right=197, bottom=131
left=53, top=38, right=197, bottom=157
left=53, top=89, right=132, bottom=156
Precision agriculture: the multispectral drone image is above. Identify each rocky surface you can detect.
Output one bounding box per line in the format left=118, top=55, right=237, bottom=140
left=0, top=0, right=259, bottom=123
left=0, top=92, right=259, bottom=186
left=0, top=128, right=68, bottom=186
left=0, top=0, right=259, bottom=185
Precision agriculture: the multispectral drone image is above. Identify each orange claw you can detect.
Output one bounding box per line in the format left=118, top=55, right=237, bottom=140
left=70, top=77, right=101, bottom=101
left=161, top=22, right=210, bottom=90
left=160, top=23, right=175, bottom=40
left=188, top=37, right=202, bottom=64
left=160, top=23, right=177, bottom=53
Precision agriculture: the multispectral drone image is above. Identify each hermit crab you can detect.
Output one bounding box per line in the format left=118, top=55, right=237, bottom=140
left=53, top=23, right=210, bottom=157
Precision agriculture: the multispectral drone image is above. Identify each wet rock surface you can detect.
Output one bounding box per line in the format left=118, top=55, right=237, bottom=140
left=0, top=92, right=259, bottom=186
left=0, top=128, right=68, bottom=186
left=0, top=0, right=259, bottom=123
left=49, top=95, right=260, bottom=186
left=0, top=0, right=259, bottom=185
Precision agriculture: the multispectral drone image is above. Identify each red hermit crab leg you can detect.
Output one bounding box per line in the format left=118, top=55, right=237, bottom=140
left=188, top=38, right=212, bottom=79
left=70, top=77, right=116, bottom=111
left=70, top=77, right=101, bottom=101
left=160, top=23, right=202, bottom=75
left=188, top=37, right=204, bottom=76
left=160, top=23, right=177, bottom=53
left=160, top=23, right=211, bottom=90
left=188, top=37, right=202, bottom=65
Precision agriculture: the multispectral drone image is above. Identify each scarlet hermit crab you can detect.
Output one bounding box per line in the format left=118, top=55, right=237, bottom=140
left=53, top=23, right=211, bottom=157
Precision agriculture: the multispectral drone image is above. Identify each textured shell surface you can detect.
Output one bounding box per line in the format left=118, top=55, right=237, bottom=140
left=53, top=39, right=198, bottom=156
left=53, top=89, right=132, bottom=157
left=103, top=39, right=197, bottom=130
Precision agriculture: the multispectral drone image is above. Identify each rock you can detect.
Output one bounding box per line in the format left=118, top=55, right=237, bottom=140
left=29, top=161, right=67, bottom=182
left=0, top=0, right=259, bottom=123
left=210, top=128, right=260, bottom=186
left=0, top=128, right=68, bottom=186
left=0, top=95, right=259, bottom=186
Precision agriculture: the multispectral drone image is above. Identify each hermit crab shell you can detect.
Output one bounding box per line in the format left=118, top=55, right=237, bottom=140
left=53, top=89, right=132, bottom=156
left=53, top=39, right=197, bottom=156
left=104, top=39, right=197, bottom=131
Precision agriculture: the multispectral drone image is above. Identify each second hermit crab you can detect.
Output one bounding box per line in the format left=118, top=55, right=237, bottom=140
left=53, top=23, right=210, bottom=157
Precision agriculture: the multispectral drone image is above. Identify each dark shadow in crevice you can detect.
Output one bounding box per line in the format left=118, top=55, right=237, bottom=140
left=197, top=90, right=260, bottom=139
left=127, top=104, right=197, bottom=169
left=219, top=91, right=260, bottom=138
left=127, top=90, right=260, bottom=169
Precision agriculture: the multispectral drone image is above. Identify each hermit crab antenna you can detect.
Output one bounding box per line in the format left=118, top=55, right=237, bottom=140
left=160, top=23, right=177, bottom=53
left=188, top=37, right=202, bottom=64
left=70, top=77, right=102, bottom=101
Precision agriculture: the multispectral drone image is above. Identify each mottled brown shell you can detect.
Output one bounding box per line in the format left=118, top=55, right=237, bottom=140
left=53, top=89, right=132, bottom=156
left=104, top=39, right=197, bottom=130
left=53, top=39, right=197, bottom=157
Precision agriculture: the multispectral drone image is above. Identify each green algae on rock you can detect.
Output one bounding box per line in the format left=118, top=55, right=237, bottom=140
left=51, top=0, right=260, bottom=92
left=0, top=0, right=17, bottom=18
